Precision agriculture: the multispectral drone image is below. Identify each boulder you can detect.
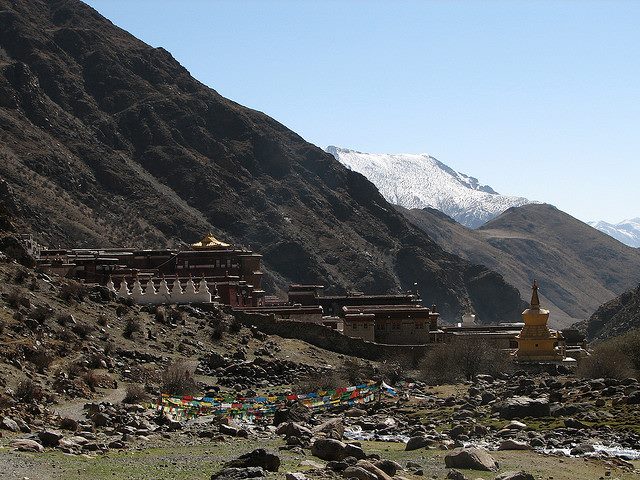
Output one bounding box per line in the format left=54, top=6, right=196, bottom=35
left=1, top=417, right=19, bottom=432
left=373, top=459, right=401, bottom=476
left=344, top=443, right=366, bottom=460
left=494, top=396, right=550, bottom=419
left=355, top=460, right=393, bottom=480
left=311, top=438, right=348, bottom=461
left=38, top=429, right=63, bottom=447
left=341, top=466, right=378, bottom=480
left=220, top=424, right=248, bottom=438
left=505, top=421, right=527, bottom=430
left=285, top=473, right=307, bottom=480
left=275, top=422, right=312, bottom=438
left=225, top=449, right=280, bottom=472
left=446, top=470, right=468, bottom=480
left=211, top=467, right=266, bottom=480
left=273, top=403, right=312, bottom=426
left=563, top=418, right=587, bottom=429
left=570, top=443, right=595, bottom=456
left=12, top=439, right=44, bottom=452
left=495, top=471, right=535, bottom=480
left=405, top=436, right=430, bottom=451
left=344, top=408, right=367, bottom=417
left=444, top=447, right=498, bottom=471
left=498, top=440, right=531, bottom=451
left=314, top=418, right=344, bottom=439
left=626, top=391, right=640, bottom=404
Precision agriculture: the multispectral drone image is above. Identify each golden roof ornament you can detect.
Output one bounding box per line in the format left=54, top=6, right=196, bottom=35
left=191, top=232, right=231, bottom=250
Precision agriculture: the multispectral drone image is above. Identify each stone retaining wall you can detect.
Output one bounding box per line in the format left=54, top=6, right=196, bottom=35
left=235, top=311, right=432, bottom=361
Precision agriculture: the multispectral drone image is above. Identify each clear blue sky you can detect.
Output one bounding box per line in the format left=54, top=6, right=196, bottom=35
left=84, top=0, right=639, bottom=223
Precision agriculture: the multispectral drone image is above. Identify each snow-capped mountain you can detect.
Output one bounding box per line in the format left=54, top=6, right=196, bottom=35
left=327, top=146, right=533, bottom=228
left=588, top=219, right=640, bottom=248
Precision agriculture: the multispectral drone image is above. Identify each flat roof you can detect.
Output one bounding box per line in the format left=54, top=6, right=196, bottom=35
left=343, top=304, right=430, bottom=312
left=323, top=294, right=416, bottom=300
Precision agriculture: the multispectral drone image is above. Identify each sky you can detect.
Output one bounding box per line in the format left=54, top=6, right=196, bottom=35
left=84, top=0, right=639, bottom=224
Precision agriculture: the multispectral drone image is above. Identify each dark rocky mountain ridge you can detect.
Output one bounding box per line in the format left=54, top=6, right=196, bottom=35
left=580, top=284, right=640, bottom=341
left=400, top=203, right=640, bottom=328
left=0, top=0, right=524, bottom=322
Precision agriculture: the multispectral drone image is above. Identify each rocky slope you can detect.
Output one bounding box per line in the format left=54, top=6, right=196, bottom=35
left=581, top=284, right=640, bottom=341
left=399, top=204, right=640, bottom=328
left=0, top=0, right=525, bottom=322
left=327, top=146, right=533, bottom=228
left=589, top=218, right=640, bottom=248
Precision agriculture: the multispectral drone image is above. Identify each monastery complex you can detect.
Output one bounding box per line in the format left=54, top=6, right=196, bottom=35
left=24, top=233, right=580, bottom=363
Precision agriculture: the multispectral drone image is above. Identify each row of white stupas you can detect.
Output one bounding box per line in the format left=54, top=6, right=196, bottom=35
left=106, top=277, right=217, bottom=305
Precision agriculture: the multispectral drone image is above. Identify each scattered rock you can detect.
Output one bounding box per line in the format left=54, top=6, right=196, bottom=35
left=285, top=473, right=307, bottom=480
left=220, top=424, right=248, bottom=438
left=38, top=429, right=63, bottom=447
left=498, top=439, right=531, bottom=451
left=211, top=467, right=266, bottom=480
left=570, top=443, right=595, bottom=456
left=314, top=417, right=345, bottom=439
left=444, top=447, right=498, bottom=471
left=446, top=470, right=468, bottom=480
left=495, top=471, right=535, bottom=480
left=354, top=460, right=394, bottom=480
left=405, top=436, right=429, bottom=451
left=311, top=438, right=349, bottom=461
left=12, top=439, right=44, bottom=452
left=494, top=396, right=550, bottom=419
left=225, top=449, right=280, bottom=472
left=1, top=417, right=19, bottom=432
left=373, top=459, right=401, bottom=476
left=341, top=466, right=378, bottom=480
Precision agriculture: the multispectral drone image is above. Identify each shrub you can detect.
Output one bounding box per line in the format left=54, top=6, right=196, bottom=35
left=104, top=341, right=116, bottom=357
left=123, top=317, right=143, bottom=339
left=31, top=304, right=54, bottom=323
left=59, top=417, right=78, bottom=431
left=14, top=268, right=29, bottom=284
left=419, top=338, right=512, bottom=385
left=210, top=317, right=225, bottom=340
left=161, top=361, right=197, bottom=396
left=229, top=316, right=242, bottom=334
left=72, top=322, right=94, bottom=339
left=123, top=384, right=148, bottom=404
left=67, top=362, right=85, bottom=378
left=296, top=370, right=344, bottom=393
left=154, top=306, right=167, bottom=323
left=28, top=350, right=54, bottom=373
left=6, top=288, right=27, bottom=308
left=578, top=345, right=635, bottom=379
left=419, top=344, right=461, bottom=385
left=82, top=370, right=101, bottom=390
left=59, top=281, right=87, bottom=302
left=169, top=307, right=186, bottom=325
left=15, top=379, right=43, bottom=403
left=97, top=314, right=108, bottom=327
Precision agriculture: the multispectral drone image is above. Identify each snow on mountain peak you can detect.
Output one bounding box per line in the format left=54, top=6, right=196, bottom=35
left=326, top=146, right=533, bottom=228
left=588, top=218, right=640, bottom=248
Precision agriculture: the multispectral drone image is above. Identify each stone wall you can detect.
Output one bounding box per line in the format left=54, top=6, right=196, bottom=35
left=235, top=311, right=432, bottom=361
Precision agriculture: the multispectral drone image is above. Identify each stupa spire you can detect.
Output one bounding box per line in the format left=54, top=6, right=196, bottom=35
left=530, top=280, right=540, bottom=309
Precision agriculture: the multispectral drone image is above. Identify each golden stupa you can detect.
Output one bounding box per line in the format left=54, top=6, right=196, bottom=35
left=191, top=233, right=231, bottom=250
left=515, top=281, right=564, bottom=362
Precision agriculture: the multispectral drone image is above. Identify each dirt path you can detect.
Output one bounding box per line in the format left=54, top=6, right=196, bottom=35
left=53, top=385, right=128, bottom=420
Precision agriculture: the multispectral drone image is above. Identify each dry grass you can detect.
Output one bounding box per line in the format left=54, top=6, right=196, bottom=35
left=161, top=361, right=197, bottom=396
left=123, top=384, right=148, bottom=404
